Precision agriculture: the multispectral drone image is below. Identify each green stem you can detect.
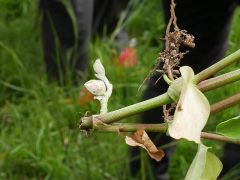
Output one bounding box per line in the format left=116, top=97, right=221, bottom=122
left=197, top=69, right=240, bottom=93
left=192, top=49, right=240, bottom=84
left=80, top=50, right=240, bottom=129
left=97, top=93, right=172, bottom=124
left=80, top=92, right=240, bottom=129
left=112, top=123, right=168, bottom=132
left=163, top=74, right=172, bottom=84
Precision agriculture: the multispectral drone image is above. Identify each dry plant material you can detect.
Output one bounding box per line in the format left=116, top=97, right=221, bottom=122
left=138, top=0, right=195, bottom=92
left=163, top=103, right=177, bottom=122
left=124, top=129, right=165, bottom=162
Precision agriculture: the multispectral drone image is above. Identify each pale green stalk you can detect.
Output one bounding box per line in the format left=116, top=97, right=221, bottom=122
left=80, top=50, right=240, bottom=127
left=192, top=49, right=240, bottom=84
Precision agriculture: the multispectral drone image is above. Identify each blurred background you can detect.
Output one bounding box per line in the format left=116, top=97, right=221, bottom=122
left=0, top=0, right=240, bottom=179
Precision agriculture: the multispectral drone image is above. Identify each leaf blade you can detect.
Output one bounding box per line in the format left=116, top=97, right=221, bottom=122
left=216, top=116, right=240, bottom=139
left=199, top=151, right=223, bottom=180
left=185, top=143, right=209, bottom=180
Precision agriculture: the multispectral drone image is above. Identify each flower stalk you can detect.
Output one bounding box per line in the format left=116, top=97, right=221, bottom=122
left=96, top=93, right=172, bottom=124
left=192, top=49, right=240, bottom=84
left=201, top=132, right=240, bottom=145
left=210, top=93, right=240, bottom=115
left=197, top=69, right=240, bottom=93
left=81, top=50, right=240, bottom=125
left=79, top=92, right=240, bottom=130
left=85, top=122, right=240, bottom=145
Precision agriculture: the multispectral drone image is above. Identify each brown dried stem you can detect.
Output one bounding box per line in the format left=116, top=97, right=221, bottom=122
left=210, top=93, right=240, bottom=115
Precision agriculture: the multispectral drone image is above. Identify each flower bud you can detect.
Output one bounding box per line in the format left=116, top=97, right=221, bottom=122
left=84, top=80, right=106, bottom=96
left=93, top=59, right=105, bottom=76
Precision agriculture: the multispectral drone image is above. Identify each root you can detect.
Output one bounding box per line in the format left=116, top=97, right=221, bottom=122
left=163, top=103, right=177, bottom=122
left=138, top=0, right=195, bottom=91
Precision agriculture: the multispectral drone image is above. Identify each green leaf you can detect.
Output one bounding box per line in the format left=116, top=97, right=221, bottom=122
left=185, top=144, right=209, bottom=180
left=216, top=115, right=240, bottom=139
left=199, top=151, right=223, bottom=180
left=185, top=144, right=223, bottom=180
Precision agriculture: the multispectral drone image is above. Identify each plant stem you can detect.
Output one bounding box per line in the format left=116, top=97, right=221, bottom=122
left=192, top=49, right=240, bottom=84
left=80, top=50, right=240, bottom=128
left=163, top=74, right=172, bottom=84
left=197, top=69, right=240, bottom=93
left=80, top=92, right=240, bottom=130
left=99, top=123, right=240, bottom=145
left=97, top=93, right=172, bottom=124
left=112, top=123, right=168, bottom=132
left=201, top=132, right=240, bottom=144
left=210, top=93, right=240, bottom=115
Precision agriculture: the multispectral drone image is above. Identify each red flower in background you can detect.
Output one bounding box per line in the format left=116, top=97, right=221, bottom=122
left=120, top=47, right=138, bottom=67
left=78, top=87, right=93, bottom=106
left=111, top=38, right=138, bottom=67
left=112, top=47, right=138, bottom=68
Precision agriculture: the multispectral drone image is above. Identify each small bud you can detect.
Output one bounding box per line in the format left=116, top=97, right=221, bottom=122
left=84, top=80, right=106, bottom=96
left=129, top=38, right=137, bottom=47
left=93, top=59, right=105, bottom=76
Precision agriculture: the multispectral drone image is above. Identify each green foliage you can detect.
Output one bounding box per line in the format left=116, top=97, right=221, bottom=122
left=185, top=144, right=209, bottom=180
left=185, top=144, right=222, bottom=180
left=0, top=0, right=240, bottom=179
left=216, top=116, right=240, bottom=139
left=200, top=151, right=222, bottom=180
left=0, top=0, right=32, bottom=20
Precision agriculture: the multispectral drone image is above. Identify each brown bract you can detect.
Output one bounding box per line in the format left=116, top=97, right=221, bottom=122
left=125, top=129, right=165, bottom=162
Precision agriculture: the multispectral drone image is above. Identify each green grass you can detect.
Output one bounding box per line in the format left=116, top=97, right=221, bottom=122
left=0, top=0, right=240, bottom=180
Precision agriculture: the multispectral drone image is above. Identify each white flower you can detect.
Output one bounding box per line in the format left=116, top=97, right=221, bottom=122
left=84, top=80, right=106, bottom=96
left=93, top=59, right=105, bottom=76
left=168, top=66, right=210, bottom=144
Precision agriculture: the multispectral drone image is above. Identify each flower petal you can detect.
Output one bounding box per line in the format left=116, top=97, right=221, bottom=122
left=93, top=59, right=105, bottom=76
left=168, top=66, right=210, bottom=143
left=84, top=80, right=106, bottom=96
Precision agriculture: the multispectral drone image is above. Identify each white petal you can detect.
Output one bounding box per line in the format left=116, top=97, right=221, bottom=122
left=84, top=80, right=106, bottom=96
left=93, top=59, right=105, bottom=76
left=168, top=66, right=210, bottom=143
left=94, top=74, right=105, bottom=81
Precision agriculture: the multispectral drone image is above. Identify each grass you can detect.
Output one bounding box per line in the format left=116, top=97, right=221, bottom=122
left=0, top=0, right=240, bottom=180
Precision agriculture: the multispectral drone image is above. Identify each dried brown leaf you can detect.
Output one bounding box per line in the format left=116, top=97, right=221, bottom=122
left=125, top=129, right=165, bottom=162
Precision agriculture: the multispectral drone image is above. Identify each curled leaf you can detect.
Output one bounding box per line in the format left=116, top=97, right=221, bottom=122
left=168, top=66, right=210, bottom=143
left=125, top=129, right=165, bottom=162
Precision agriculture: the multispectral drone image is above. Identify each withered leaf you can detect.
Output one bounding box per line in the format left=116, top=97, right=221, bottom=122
left=125, top=129, right=165, bottom=162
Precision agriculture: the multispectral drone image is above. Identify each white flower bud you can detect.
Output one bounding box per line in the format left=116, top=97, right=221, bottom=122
left=84, top=80, right=106, bottom=96
left=129, top=38, right=137, bottom=47
left=93, top=59, right=105, bottom=76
